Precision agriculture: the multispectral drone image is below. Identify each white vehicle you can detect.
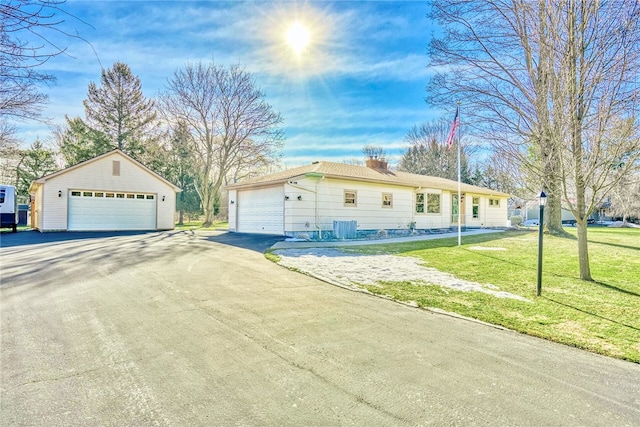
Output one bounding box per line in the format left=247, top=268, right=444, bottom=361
left=0, top=185, right=18, bottom=232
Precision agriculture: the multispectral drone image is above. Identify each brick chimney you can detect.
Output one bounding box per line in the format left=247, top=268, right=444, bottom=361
left=366, top=158, right=388, bottom=170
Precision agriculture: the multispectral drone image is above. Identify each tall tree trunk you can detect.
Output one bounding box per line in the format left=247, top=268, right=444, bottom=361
left=195, top=166, right=217, bottom=227
left=201, top=187, right=216, bottom=227
left=536, top=1, right=566, bottom=237
left=576, top=221, right=591, bottom=280
left=568, top=0, right=592, bottom=281
left=545, top=179, right=566, bottom=236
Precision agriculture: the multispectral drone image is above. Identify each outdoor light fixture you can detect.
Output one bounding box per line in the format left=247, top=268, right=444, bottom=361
left=297, top=195, right=302, bottom=201
left=230, top=200, right=235, bottom=204
left=162, top=195, right=165, bottom=202
left=539, top=191, right=547, bottom=207
left=537, top=191, right=547, bottom=296
left=285, top=195, right=289, bottom=200
left=58, top=190, right=62, bottom=198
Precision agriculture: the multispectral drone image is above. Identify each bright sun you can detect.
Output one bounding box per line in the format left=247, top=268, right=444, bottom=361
left=286, top=22, right=311, bottom=54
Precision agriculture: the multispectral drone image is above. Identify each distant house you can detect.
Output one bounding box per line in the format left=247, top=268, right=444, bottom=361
left=29, top=150, right=180, bottom=232
left=227, top=159, right=509, bottom=238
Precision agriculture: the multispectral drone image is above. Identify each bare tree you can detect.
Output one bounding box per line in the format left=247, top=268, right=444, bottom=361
left=342, top=158, right=364, bottom=166
left=471, top=153, right=522, bottom=195
left=608, top=172, right=640, bottom=226
left=0, top=130, right=21, bottom=184
left=1, top=0, right=90, bottom=131
left=429, top=0, right=640, bottom=281
left=160, top=61, right=284, bottom=226
left=362, top=144, right=386, bottom=160
left=399, top=121, right=471, bottom=182
left=552, top=2, right=640, bottom=280
left=428, top=0, right=567, bottom=235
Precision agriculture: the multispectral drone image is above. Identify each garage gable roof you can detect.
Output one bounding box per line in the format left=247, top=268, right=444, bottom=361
left=227, top=161, right=509, bottom=197
left=30, top=149, right=181, bottom=192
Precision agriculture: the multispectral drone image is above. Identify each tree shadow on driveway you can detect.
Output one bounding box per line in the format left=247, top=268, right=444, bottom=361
left=0, top=229, right=158, bottom=249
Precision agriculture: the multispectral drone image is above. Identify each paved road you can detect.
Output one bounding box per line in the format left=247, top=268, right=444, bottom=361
left=1, top=230, right=639, bottom=426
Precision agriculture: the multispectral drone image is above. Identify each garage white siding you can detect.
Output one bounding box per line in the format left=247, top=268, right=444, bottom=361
left=68, top=191, right=157, bottom=231
left=29, top=150, right=179, bottom=232
left=237, top=187, right=284, bottom=234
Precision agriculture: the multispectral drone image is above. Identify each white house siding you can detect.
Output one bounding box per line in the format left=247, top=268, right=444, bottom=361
left=32, top=185, right=44, bottom=231
left=284, top=178, right=445, bottom=235
left=283, top=180, right=316, bottom=235
left=482, top=196, right=508, bottom=227
left=227, top=162, right=510, bottom=237
left=413, top=189, right=452, bottom=230
left=458, top=193, right=508, bottom=228
left=33, top=152, right=176, bottom=231
left=228, top=189, right=238, bottom=232
left=280, top=180, right=509, bottom=236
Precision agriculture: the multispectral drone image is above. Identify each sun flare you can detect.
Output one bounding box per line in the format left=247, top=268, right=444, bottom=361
left=286, top=22, right=311, bottom=54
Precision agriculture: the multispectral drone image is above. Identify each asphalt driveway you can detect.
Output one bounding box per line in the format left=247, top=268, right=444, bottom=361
left=1, top=230, right=639, bottom=426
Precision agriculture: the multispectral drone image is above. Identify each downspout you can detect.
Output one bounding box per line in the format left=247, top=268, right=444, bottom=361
left=315, top=177, right=324, bottom=240
left=289, top=173, right=324, bottom=239
left=484, top=196, right=488, bottom=228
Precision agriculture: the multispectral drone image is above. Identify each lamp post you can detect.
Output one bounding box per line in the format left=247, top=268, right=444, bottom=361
left=537, top=191, right=547, bottom=296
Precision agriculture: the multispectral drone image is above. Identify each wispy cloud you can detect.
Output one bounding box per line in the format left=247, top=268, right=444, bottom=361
left=13, top=0, right=441, bottom=167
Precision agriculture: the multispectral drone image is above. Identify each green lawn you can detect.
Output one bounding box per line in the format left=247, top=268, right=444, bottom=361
left=175, top=221, right=228, bottom=230
left=347, top=228, right=640, bottom=363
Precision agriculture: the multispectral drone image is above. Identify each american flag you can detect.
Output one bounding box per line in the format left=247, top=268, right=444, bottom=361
left=446, top=106, right=459, bottom=149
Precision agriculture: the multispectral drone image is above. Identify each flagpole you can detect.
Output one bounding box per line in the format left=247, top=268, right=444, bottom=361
left=457, top=101, right=461, bottom=247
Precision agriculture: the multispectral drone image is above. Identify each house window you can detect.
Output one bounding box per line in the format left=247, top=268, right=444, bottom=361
left=116, top=193, right=125, bottom=198
left=82, top=191, right=93, bottom=197
left=472, top=197, right=480, bottom=219
left=489, top=198, right=500, bottom=207
left=94, top=192, right=104, bottom=198
left=415, top=193, right=425, bottom=213
left=146, top=195, right=154, bottom=200
left=136, top=194, right=145, bottom=199
left=427, top=193, right=441, bottom=213
left=112, top=161, right=120, bottom=176
left=71, top=191, right=81, bottom=197
left=126, top=194, right=135, bottom=199
left=106, top=193, right=115, bottom=198
left=344, top=190, right=357, bottom=206
left=382, top=193, right=393, bottom=208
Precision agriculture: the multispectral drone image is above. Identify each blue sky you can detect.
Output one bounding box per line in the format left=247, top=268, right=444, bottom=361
left=16, top=0, right=446, bottom=168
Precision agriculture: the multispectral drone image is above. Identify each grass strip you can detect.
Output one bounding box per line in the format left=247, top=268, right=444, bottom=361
left=348, top=228, right=640, bottom=363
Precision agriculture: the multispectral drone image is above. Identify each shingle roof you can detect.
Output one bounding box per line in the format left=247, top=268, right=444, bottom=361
left=227, top=161, right=509, bottom=197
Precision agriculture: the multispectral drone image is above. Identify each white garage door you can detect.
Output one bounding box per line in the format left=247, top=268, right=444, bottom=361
left=68, top=190, right=156, bottom=231
left=237, top=187, right=284, bottom=234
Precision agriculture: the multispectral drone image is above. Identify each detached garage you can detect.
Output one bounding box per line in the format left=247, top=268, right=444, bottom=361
left=29, top=150, right=180, bottom=232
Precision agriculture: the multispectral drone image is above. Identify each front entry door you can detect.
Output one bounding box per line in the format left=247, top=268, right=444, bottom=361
left=452, top=193, right=466, bottom=227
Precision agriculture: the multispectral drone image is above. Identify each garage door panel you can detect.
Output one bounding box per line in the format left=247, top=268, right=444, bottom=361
left=237, top=187, right=284, bottom=234
left=68, top=191, right=156, bottom=231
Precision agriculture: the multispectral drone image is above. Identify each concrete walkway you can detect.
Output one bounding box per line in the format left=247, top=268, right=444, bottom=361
left=271, top=228, right=505, bottom=249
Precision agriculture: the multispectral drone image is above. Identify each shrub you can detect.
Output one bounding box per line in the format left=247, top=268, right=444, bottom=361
left=510, top=215, right=523, bottom=226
